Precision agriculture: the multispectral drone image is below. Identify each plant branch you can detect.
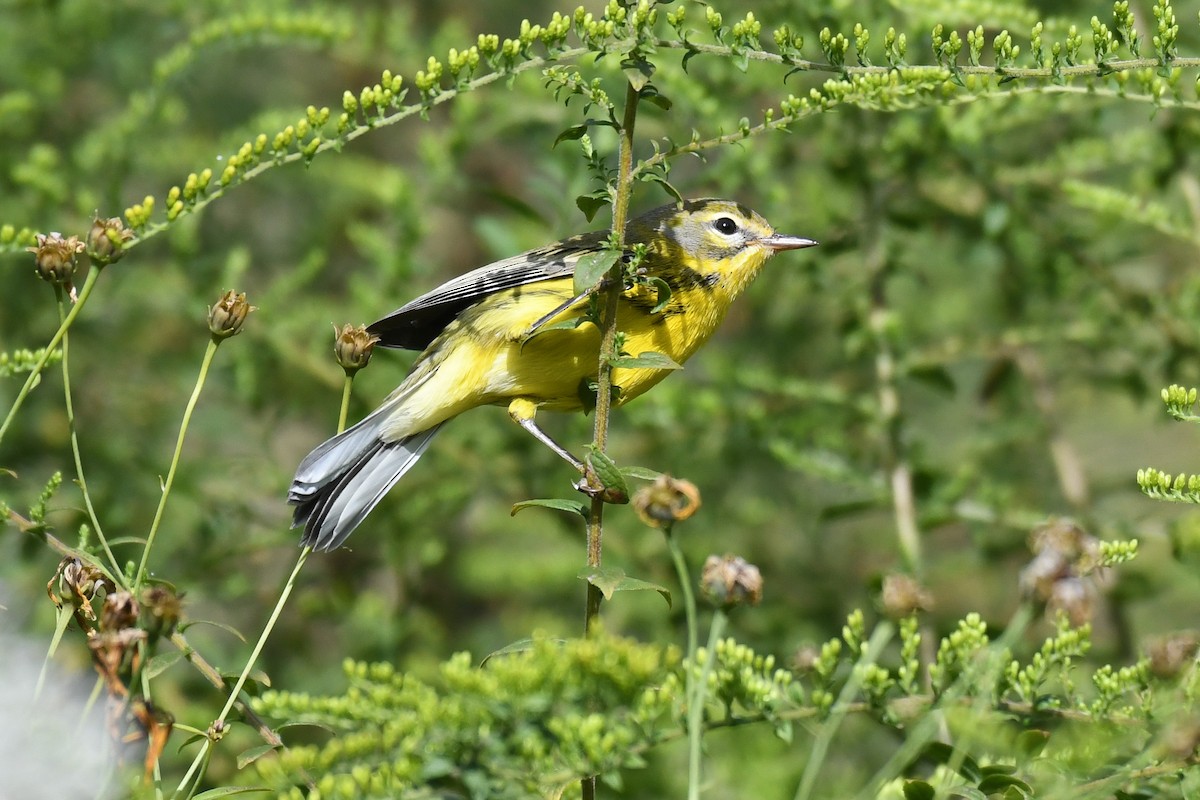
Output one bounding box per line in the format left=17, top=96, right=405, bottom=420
left=55, top=286, right=123, bottom=581
left=134, top=338, right=220, bottom=591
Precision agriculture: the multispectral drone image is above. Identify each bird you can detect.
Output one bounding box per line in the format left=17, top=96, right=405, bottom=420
left=289, top=198, right=817, bottom=550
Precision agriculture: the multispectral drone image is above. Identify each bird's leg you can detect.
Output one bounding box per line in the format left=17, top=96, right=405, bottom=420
left=508, top=398, right=584, bottom=473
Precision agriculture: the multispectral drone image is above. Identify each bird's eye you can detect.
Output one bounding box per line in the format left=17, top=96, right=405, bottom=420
left=714, top=216, right=739, bottom=235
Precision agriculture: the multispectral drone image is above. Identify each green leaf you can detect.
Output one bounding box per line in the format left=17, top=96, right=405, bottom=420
left=906, top=362, right=956, bottom=394
left=903, top=781, right=936, bottom=800
left=178, top=618, right=247, bottom=643
left=621, top=56, right=654, bottom=91
left=480, top=636, right=567, bottom=665
left=276, top=720, right=337, bottom=734
left=553, top=124, right=588, bottom=147
left=979, top=764, right=1018, bottom=777
left=639, top=84, right=672, bottom=111
left=977, top=774, right=1031, bottom=795
left=236, top=744, right=279, bottom=769
left=578, top=566, right=671, bottom=606
left=609, top=351, right=683, bottom=370
left=648, top=276, right=673, bottom=313
left=620, top=465, right=662, bottom=481
left=1015, top=729, right=1049, bottom=762
left=573, top=249, right=620, bottom=297
left=948, top=789, right=988, bottom=800
left=576, top=194, right=609, bottom=221
left=177, top=732, right=206, bottom=753
left=642, top=174, right=684, bottom=206
left=220, top=668, right=271, bottom=690
left=917, top=742, right=982, bottom=782
left=144, top=650, right=184, bottom=679
left=586, top=446, right=629, bottom=501
left=510, top=498, right=588, bottom=518
left=192, top=788, right=272, bottom=799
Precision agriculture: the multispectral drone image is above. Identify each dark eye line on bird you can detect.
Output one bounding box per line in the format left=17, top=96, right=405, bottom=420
left=289, top=198, right=818, bottom=551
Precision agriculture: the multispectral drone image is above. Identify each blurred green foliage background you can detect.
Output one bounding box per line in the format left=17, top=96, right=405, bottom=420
left=3, top=0, right=1200, bottom=795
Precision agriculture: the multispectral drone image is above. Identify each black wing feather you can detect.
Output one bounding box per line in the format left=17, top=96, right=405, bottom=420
left=367, top=232, right=606, bottom=351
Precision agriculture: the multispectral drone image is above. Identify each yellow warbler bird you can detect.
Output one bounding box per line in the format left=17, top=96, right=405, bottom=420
left=289, top=198, right=817, bottom=550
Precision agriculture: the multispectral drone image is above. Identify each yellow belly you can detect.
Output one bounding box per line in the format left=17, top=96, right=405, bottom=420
left=379, top=277, right=732, bottom=440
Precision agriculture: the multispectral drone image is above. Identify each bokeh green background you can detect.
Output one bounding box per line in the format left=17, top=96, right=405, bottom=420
left=3, top=0, right=1200, bottom=794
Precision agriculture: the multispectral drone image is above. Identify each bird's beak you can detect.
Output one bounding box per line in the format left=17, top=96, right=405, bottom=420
left=761, top=234, right=819, bottom=252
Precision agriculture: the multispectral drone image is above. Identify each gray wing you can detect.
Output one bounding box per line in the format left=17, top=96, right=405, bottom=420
left=367, top=231, right=606, bottom=351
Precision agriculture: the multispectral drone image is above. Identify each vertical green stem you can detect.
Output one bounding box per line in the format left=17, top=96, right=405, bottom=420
left=687, top=608, right=728, bottom=800
left=664, top=527, right=702, bottom=795
left=55, top=286, right=124, bottom=581
left=583, top=80, right=642, bottom=635
left=337, top=370, right=354, bottom=433
left=134, top=338, right=221, bottom=591
left=0, top=266, right=103, bottom=446
left=580, top=77, right=641, bottom=800
left=664, top=529, right=698, bottom=670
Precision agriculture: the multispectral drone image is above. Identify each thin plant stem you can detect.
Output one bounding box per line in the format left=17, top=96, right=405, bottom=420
left=582, top=79, right=641, bottom=635
left=664, top=528, right=698, bottom=669
left=55, top=285, right=123, bottom=581
left=35, top=604, right=74, bottom=700
left=0, top=266, right=103, bottom=446
left=134, top=338, right=220, bottom=591
left=579, top=73, right=640, bottom=800
left=687, top=608, right=729, bottom=800
left=171, top=371, right=356, bottom=797
left=337, top=370, right=354, bottom=432
left=793, top=623, right=894, bottom=800
left=664, top=527, right=702, bottom=796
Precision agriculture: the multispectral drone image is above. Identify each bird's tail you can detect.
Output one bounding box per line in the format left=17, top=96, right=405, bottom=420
left=288, top=401, right=443, bottom=551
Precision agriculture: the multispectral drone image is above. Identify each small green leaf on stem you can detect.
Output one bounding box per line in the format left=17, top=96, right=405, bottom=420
left=192, top=787, right=273, bottom=799
left=510, top=498, right=589, bottom=518
left=236, top=744, right=279, bottom=769
left=178, top=618, right=247, bottom=643
left=609, top=350, right=682, bottom=370
left=573, top=249, right=620, bottom=297
left=586, top=445, right=629, bottom=502
left=578, top=565, right=671, bottom=606
left=144, top=650, right=185, bottom=679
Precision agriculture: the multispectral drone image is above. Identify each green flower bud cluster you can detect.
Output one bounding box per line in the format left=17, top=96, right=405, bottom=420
left=1153, top=0, right=1179, bottom=64
left=1138, top=466, right=1200, bottom=503
left=931, top=24, right=963, bottom=69
left=1161, top=383, right=1199, bottom=419
left=1092, top=16, right=1116, bottom=64
left=544, top=67, right=613, bottom=112
left=731, top=12, right=761, bottom=49
left=0, top=347, right=61, bottom=378
left=0, top=223, right=36, bottom=249
left=253, top=634, right=675, bottom=798
left=852, top=23, right=871, bottom=66
left=154, top=12, right=349, bottom=86
left=1090, top=660, right=1150, bottom=715
left=885, top=27, right=907, bottom=66
left=773, top=24, right=805, bottom=61
left=572, top=6, right=618, bottom=48
left=929, top=612, right=991, bottom=695
left=819, top=27, right=850, bottom=68
left=966, top=25, right=985, bottom=66
left=344, top=71, right=405, bottom=129
left=1113, top=0, right=1140, bottom=56
left=1003, top=613, right=1091, bottom=707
